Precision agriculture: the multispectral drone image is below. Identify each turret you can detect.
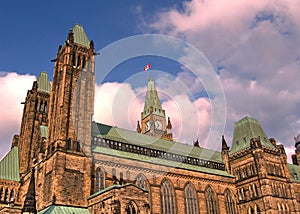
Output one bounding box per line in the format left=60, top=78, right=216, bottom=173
left=292, top=133, right=300, bottom=165
left=221, top=135, right=230, bottom=173
left=18, top=71, right=51, bottom=175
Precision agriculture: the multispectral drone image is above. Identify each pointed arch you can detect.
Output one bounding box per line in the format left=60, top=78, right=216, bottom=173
left=126, top=200, right=139, bottom=214
left=95, top=167, right=105, bottom=192
left=160, top=178, right=176, bottom=214
left=224, top=189, right=237, bottom=214
left=184, top=182, right=199, bottom=214
left=205, top=185, right=219, bottom=214
left=135, top=173, right=149, bottom=191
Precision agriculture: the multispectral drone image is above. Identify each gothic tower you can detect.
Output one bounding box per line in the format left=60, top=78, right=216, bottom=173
left=292, top=134, right=300, bottom=165
left=40, top=24, right=95, bottom=209
left=138, top=78, right=173, bottom=140
left=47, top=24, right=95, bottom=156
left=18, top=72, right=51, bottom=175
left=229, top=117, right=297, bottom=213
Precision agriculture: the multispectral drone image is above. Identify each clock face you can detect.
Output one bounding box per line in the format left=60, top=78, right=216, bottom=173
left=155, top=120, right=162, bottom=130
left=146, top=121, right=150, bottom=131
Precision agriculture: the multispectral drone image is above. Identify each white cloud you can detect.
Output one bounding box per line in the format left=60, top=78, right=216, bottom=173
left=146, top=0, right=300, bottom=161
left=94, top=77, right=213, bottom=148
left=0, top=72, right=36, bottom=159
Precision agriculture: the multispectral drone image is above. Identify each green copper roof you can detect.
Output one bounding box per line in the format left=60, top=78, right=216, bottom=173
left=72, top=24, right=90, bottom=48
left=38, top=205, right=90, bottom=214
left=88, top=183, right=148, bottom=199
left=92, top=122, right=223, bottom=163
left=40, top=125, right=48, bottom=139
left=288, top=164, right=300, bottom=183
left=142, top=78, right=164, bottom=118
left=93, top=146, right=233, bottom=177
left=0, top=147, right=20, bottom=181
left=230, top=116, right=275, bottom=154
left=37, top=71, right=51, bottom=93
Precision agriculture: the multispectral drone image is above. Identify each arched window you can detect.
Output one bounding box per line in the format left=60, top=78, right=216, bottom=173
left=126, top=201, right=138, bottom=214
left=224, top=189, right=237, bottom=214
left=4, top=188, right=8, bottom=203
left=95, top=167, right=105, bottom=192
left=205, top=186, right=219, bottom=214
left=250, top=164, right=255, bottom=176
left=9, top=189, right=14, bottom=202
left=44, top=102, right=48, bottom=113
left=77, top=55, right=81, bottom=67
left=184, top=183, right=199, bottom=214
left=135, top=174, right=149, bottom=190
left=160, top=179, right=176, bottom=214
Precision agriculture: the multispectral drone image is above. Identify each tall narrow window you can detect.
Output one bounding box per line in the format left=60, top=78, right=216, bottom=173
left=95, top=168, right=105, bottom=192
left=161, top=179, right=176, bottom=214
left=120, top=172, right=124, bottom=185
left=135, top=174, right=149, bottom=190
left=184, top=183, right=199, bottom=214
left=248, top=206, right=254, bottom=214
left=225, top=189, right=237, bottom=214
left=205, top=186, right=219, bottom=214
left=0, top=187, right=3, bottom=202
left=77, top=55, right=81, bottom=67
left=254, top=204, right=261, bottom=214
left=9, top=189, right=14, bottom=202
left=277, top=202, right=282, bottom=214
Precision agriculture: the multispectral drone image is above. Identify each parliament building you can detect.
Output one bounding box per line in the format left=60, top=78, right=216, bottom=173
left=0, top=25, right=300, bottom=214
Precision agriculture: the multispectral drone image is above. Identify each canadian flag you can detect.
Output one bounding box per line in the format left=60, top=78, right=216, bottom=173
left=144, top=64, right=151, bottom=71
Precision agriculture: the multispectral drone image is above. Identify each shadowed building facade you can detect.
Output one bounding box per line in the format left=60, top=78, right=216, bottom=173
left=0, top=25, right=299, bottom=214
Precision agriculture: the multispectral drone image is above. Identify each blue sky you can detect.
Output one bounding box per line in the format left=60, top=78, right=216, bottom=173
left=1, top=0, right=300, bottom=160
left=0, top=1, right=180, bottom=78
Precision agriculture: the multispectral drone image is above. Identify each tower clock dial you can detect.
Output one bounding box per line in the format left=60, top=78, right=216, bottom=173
left=146, top=121, right=150, bottom=131
left=155, top=120, right=162, bottom=130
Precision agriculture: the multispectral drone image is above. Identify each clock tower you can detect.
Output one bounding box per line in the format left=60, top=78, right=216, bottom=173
left=137, top=78, right=173, bottom=140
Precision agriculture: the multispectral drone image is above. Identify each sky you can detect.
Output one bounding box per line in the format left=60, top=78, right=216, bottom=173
left=0, top=0, right=299, bottom=161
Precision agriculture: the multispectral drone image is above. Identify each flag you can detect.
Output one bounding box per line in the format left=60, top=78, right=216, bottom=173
left=144, top=64, right=150, bottom=71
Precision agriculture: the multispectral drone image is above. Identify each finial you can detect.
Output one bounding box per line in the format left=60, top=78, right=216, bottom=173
left=136, top=121, right=141, bottom=133
left=167, top=117, right=172, bottom=129
left=67, top=29, right=74, bottom=43
left=90, top=40, right=94, bottom=49
left=194, top=138, right=200, bottom=147
left=32, top=81, right=38, bottom=91
left=222, top=135, right=229, bottom=150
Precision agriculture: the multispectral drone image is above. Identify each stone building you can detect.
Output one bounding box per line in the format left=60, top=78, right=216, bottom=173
left=0, top=24, right=299, bottom=214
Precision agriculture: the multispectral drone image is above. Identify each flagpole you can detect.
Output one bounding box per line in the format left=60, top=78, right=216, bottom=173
left=143, top=64, right=151, bottom=80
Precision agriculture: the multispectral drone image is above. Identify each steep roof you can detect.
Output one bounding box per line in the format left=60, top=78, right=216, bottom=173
left=0, top=147, right=20, bottom=181
left=37, top=71, right=51, bottom=93
left=142, top=78, right=164, bottom=118
left=288, top=164, right=300, bottom=183
left=38, top=205, right=90, bottom=214
left=72, top=24, right=90, bottom=48
left=88, top=183, right=148, bottom=199
left=230, top=116, right=275, bottom=154
left=93, top=146, right=232, bottom=177
left=92, top=122, right=223, bottom=163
